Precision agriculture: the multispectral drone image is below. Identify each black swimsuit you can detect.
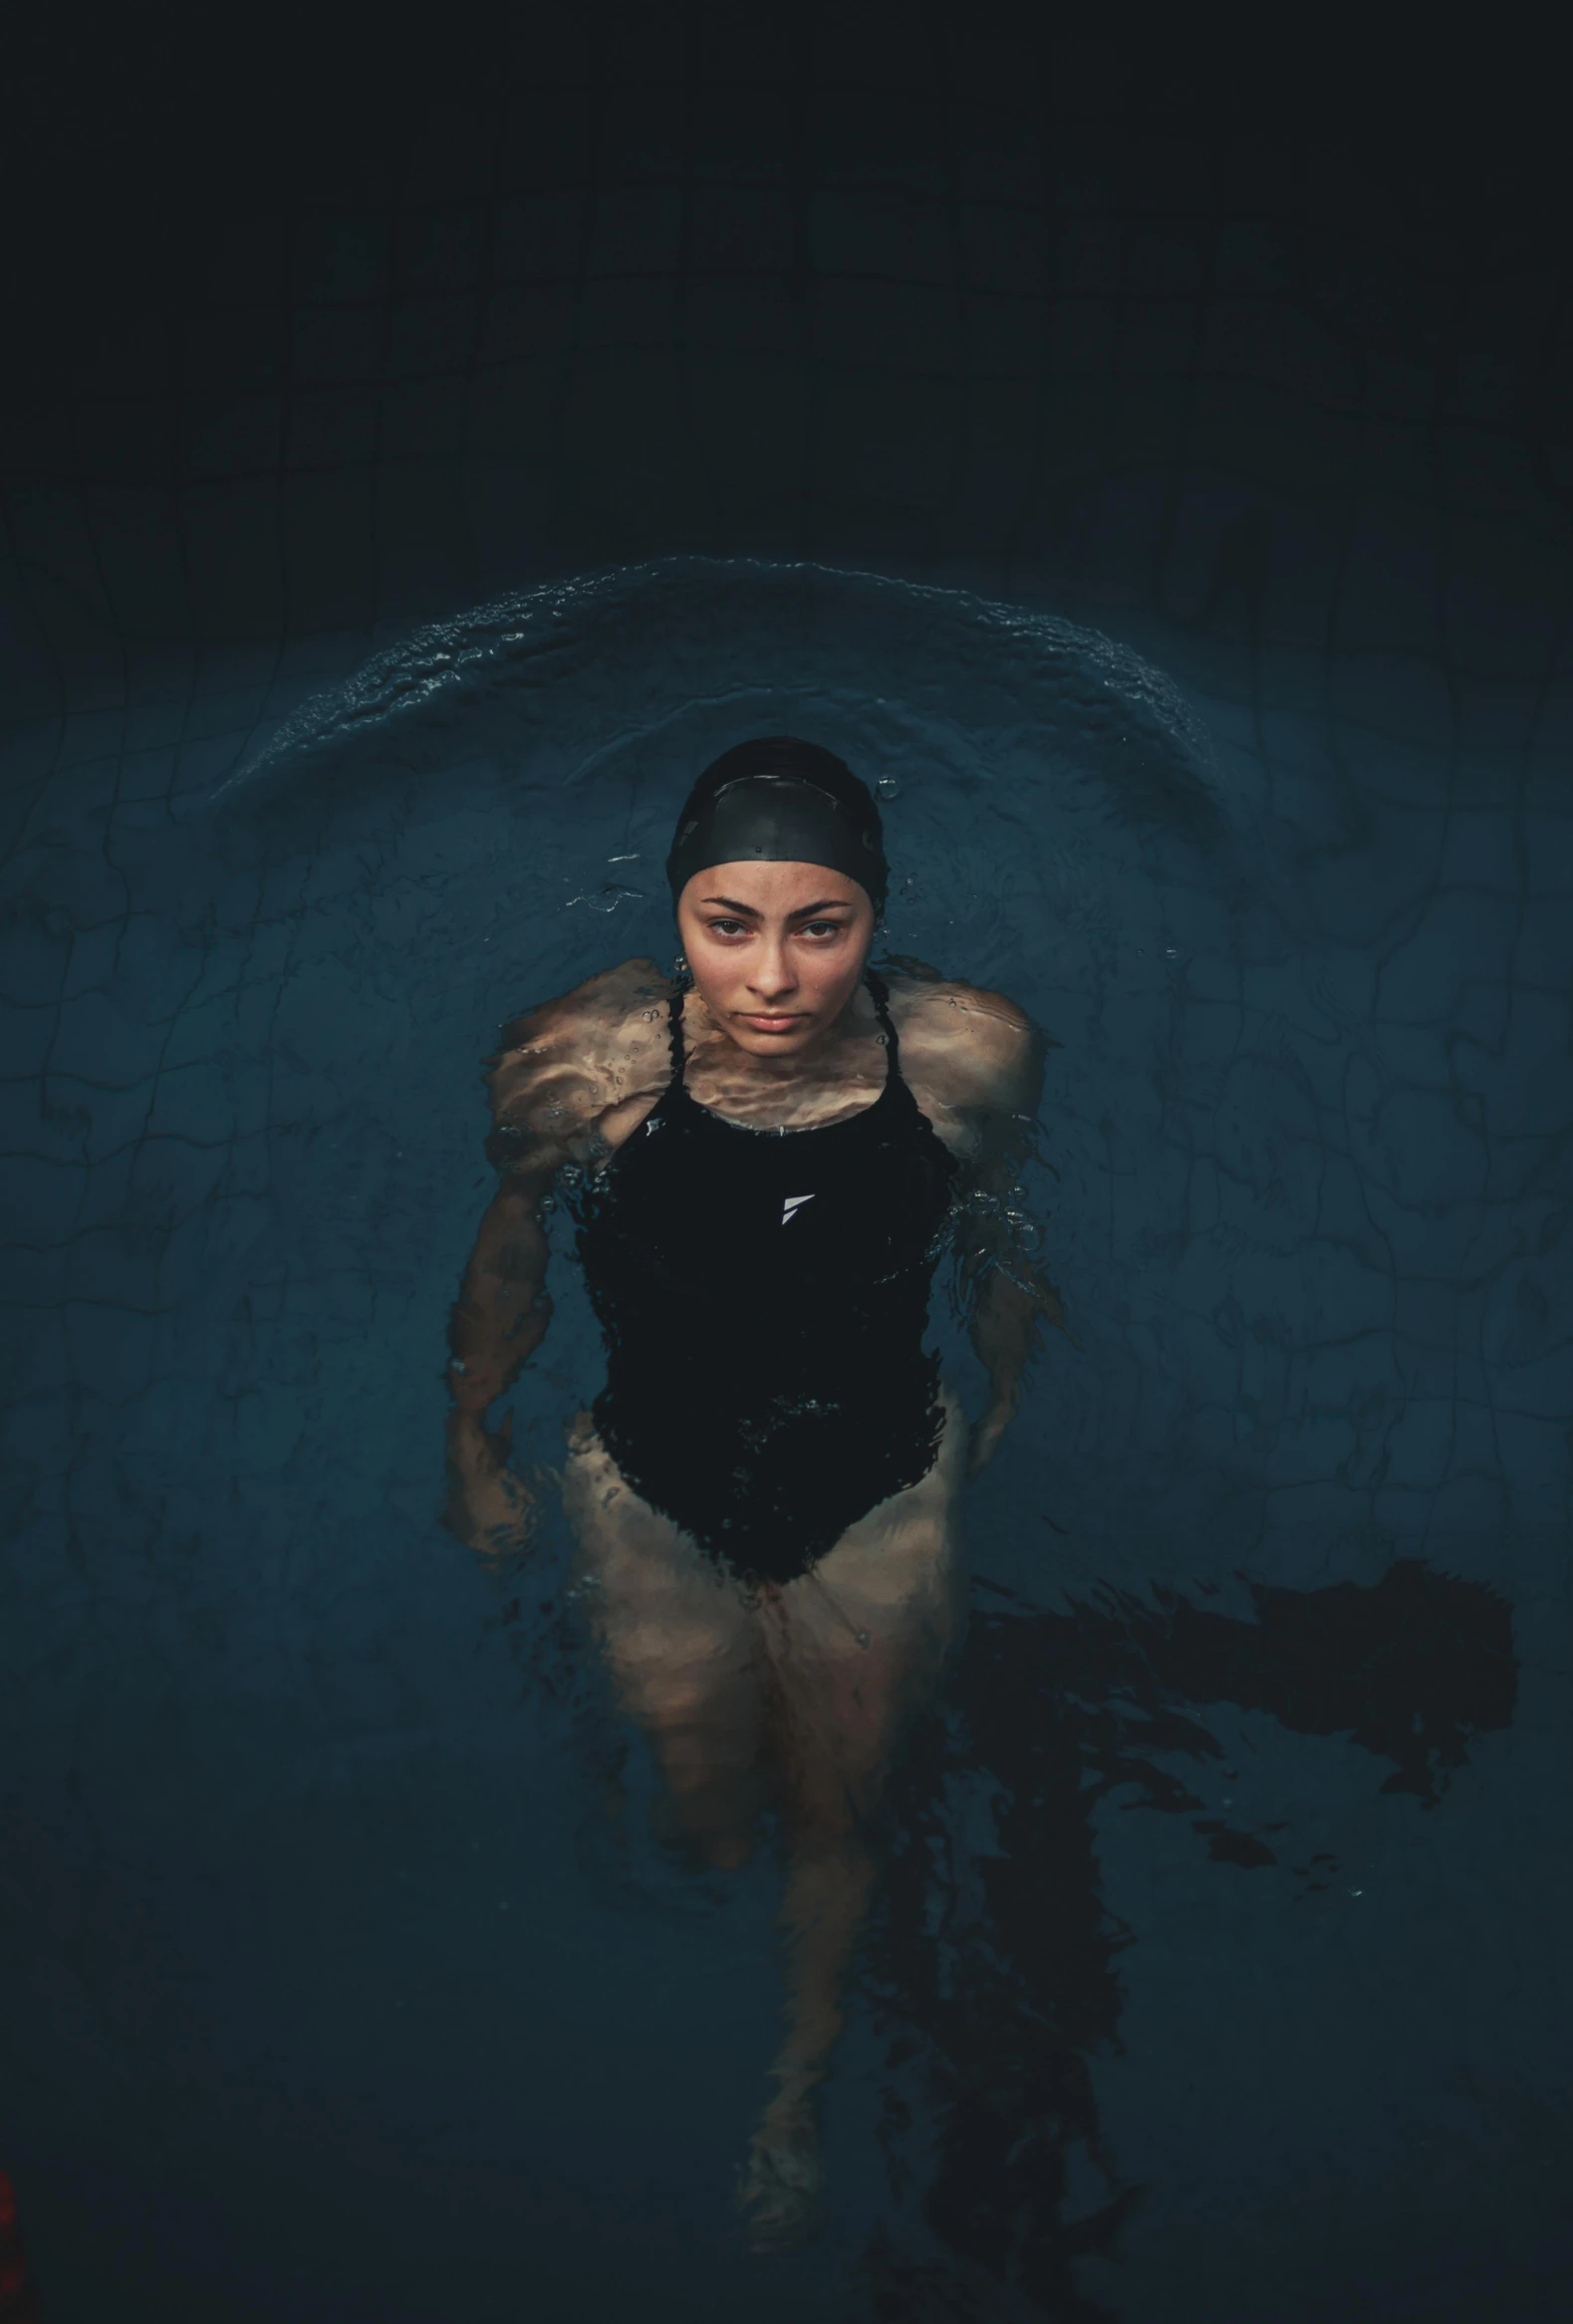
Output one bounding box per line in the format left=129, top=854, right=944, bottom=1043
left=570, top=970, right=960, bottom=1585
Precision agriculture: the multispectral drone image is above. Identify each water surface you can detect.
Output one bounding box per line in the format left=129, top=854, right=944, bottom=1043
left=2, top=556, right=1565, bottom=2320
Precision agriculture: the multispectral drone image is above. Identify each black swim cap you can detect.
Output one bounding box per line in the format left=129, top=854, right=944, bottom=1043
left=665, top=737, right=889, bottom=917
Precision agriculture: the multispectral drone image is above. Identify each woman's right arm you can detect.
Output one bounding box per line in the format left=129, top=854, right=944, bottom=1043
left=443, top=1156, right=565, bottom=1563
left=440, top=961, right=665, bottom=1557
left=441, top=991, right=602, bottom=1556
left=446, top=1158, right=558, bottom=1418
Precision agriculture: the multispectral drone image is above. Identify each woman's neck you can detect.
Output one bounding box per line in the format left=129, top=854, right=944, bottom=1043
left=684, top=966, right=879, bottom=1082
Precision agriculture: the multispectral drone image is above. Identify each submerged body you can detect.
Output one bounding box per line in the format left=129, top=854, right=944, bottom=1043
left=572, top=968, right=958, bottom=1584
left=448, top=825, right=1058, bottom=2243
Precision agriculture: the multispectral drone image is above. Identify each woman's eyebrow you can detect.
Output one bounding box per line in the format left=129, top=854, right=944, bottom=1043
left=698, top=896, right=852, bottom=917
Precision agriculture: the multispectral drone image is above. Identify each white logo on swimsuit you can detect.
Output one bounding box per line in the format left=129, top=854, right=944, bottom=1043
left=780, top=1193, right=815, bottom=1225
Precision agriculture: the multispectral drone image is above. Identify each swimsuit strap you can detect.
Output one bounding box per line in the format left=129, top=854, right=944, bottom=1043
left=666, top=980, right=688, bottom=1082
left=863, top=965, right=902, bottom=1084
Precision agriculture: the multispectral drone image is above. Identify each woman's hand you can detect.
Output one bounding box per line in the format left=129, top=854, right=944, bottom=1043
left=443, top=1405, right=542, bottom=1562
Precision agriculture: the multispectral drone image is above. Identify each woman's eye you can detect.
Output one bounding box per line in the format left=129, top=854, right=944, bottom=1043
left=708, top=918, right=747, bottom=936
left=803, top=920, right=844, bottom=939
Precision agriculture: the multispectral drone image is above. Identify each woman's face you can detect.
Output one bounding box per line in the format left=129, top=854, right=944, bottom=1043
left=676, top=860, right=876, bottom=1057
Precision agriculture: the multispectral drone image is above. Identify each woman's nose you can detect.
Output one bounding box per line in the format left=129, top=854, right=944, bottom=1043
left=749, top=944, right=797, bottom=998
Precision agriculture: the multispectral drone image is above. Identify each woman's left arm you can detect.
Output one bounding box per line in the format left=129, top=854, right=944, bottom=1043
left=964, top=1251, right=1065, bottom=1479
left=941, top=997, right=1067, bottom=1478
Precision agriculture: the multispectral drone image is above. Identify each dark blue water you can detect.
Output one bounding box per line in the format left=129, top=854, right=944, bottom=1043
left=3, top=552, right=1567, bottom=2319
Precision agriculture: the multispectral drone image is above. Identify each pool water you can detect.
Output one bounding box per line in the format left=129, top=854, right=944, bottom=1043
left=2, top=555, right=1568, bottom=2319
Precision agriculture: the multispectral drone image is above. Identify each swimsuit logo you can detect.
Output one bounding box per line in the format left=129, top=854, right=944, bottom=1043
left=780, top=1193, right=815, bottom=1226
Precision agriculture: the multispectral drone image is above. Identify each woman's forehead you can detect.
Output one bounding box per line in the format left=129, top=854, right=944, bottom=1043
left=681, top=860, right=868, bottom=909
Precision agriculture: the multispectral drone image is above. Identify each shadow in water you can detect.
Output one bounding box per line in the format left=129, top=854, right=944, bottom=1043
left=862, top=1560, right=1516, bottom=2320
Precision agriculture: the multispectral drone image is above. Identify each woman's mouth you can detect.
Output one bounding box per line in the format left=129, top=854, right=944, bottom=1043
left=740, top=1012, right=805, bottom=1033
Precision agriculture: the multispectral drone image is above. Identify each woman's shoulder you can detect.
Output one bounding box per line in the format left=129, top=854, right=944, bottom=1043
left=485, top=957, right=674, bottom=1151
left=495, top=955, right=671, bottom=1051
left=881, top=957, right=1041, bottom=1111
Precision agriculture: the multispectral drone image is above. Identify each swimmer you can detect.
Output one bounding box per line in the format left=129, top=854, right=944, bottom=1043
left=444, top=737, right=1062, bottom=2249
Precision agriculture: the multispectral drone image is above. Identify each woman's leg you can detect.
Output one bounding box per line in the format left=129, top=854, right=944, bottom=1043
left=562, top=1416, right=766, bottom=1870
left=740, top=1389, right=968, bottom=2240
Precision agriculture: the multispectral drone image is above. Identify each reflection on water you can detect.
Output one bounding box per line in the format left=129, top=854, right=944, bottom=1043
left=868, top=1562, right=1514, bottom=2315
left=501, top=1544, right=1515, bottom=2313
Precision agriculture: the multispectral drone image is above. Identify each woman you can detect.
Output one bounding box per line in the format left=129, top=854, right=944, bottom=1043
left=445, top=737, right=1061, bottom=2247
